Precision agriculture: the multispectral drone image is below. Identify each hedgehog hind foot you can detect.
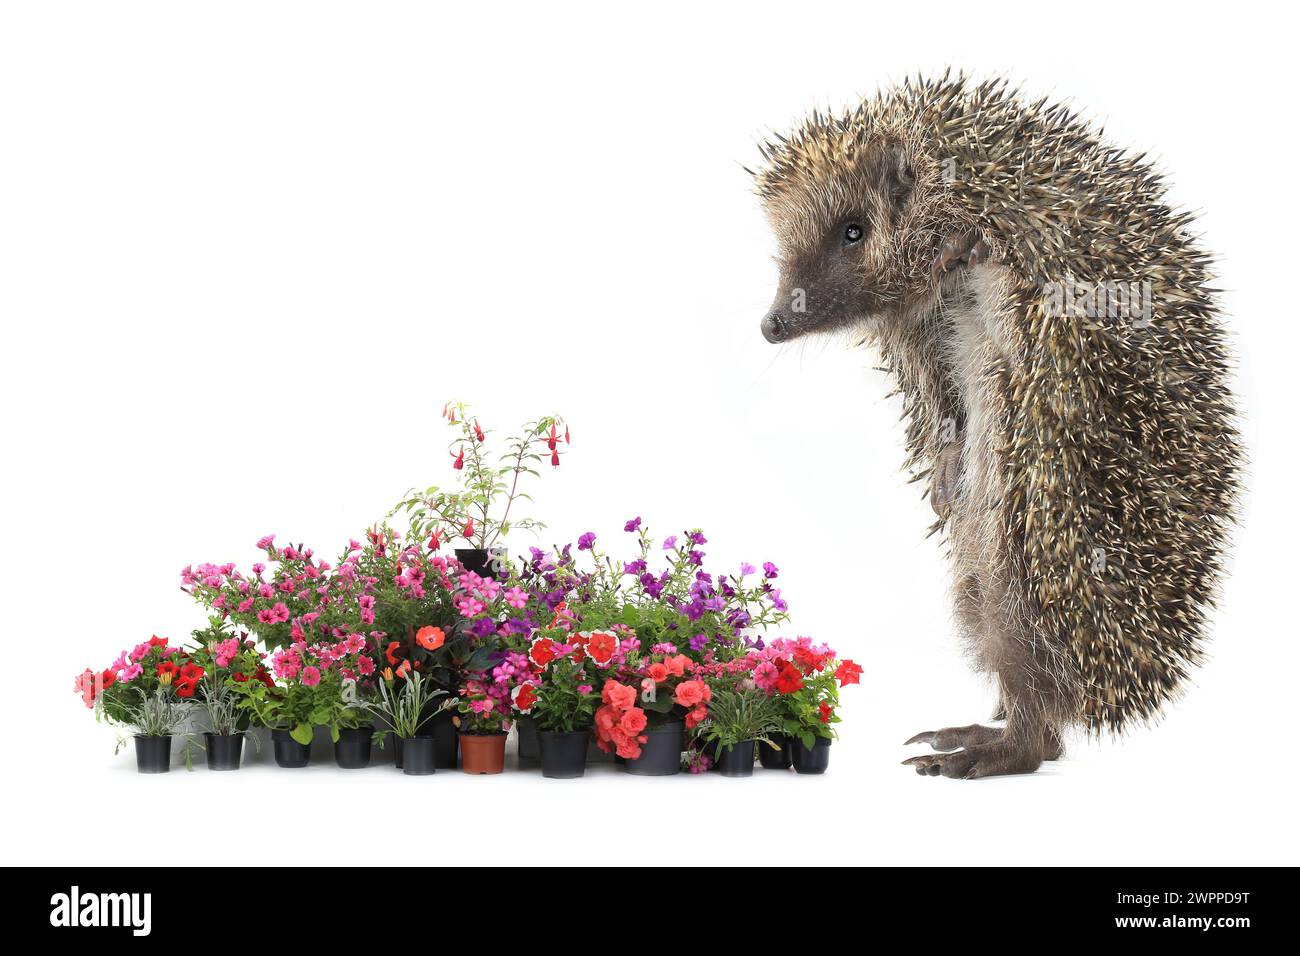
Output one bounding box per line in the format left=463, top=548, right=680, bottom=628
left=905, top=724, right=1064, bottom=763
left=902, top=740, right=1044, bottom=779
left=904, top=724, right=1002, bottom=751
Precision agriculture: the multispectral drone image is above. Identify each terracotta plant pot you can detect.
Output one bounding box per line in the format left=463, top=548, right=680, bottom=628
left=459, top=732, right=507, bottom=774
left=204, top=732, right=244, bottom=771
left=538, top=729, right=589, bottom=778
left=791, top=736, right=832, bottom=774
left=134, top=734, right=171, bottom=774
left=400, top=736, right=436, bottom=776
left=758, top=734, right=793, bottom=770
left=271, top=729, right=310, bottom=768
left=622, top=720, right=684, bottom=776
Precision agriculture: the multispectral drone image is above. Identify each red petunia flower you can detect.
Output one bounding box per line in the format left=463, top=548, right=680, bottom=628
left=156, top=661, right=179, bottom=685
left=528, top=637, right=557, bottom=669
left=774, top=659, right=804, bottom=695
left=179, top=663, right=204, bottom=684
left=818, top=701, right=834, bottom=724
left=148, top=635, right=168, bottom=648
left=834, top=659, right=863, bottom=686
left=176, top=679, right=198, bottom=699
left=100, top=669, right=116, bottom=689
left=586, top=632, right=617, bottom=667
left=513, top=683, right=537, bottom=713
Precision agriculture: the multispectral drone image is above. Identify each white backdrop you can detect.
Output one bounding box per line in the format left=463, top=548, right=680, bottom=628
left=2, top=1, right=1293, bottom=866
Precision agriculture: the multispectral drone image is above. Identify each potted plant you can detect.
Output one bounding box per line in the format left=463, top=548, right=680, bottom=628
left=229, top=632, right=377, bottom=768
left=394, top=401, right=570, bottom=580
left=187, top=624, right=269, bottom=771
left=763, top=639, right=862, bottom=774
left=75, top=635, right=196, bottom=773
left=359, top=670, right=444, bottom=775
left=455, top=648, right=530, bottom=774
left=526, top=633, right=610, bottom=778
left=693, top=679, right=785, bottom=777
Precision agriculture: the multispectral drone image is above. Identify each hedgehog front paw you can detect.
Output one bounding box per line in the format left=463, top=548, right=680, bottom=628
left=930, top=440, right=965, bottom=517
left=903, top=741, right=1043, bottom=779
left=931, top=230, right=991, bottom=280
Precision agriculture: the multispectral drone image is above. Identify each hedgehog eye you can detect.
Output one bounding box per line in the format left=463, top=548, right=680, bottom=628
left=843, top=223, right=865, bottom=245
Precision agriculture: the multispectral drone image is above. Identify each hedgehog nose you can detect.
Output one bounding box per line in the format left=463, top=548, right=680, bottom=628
left=761, top=312, right=787, bottom=343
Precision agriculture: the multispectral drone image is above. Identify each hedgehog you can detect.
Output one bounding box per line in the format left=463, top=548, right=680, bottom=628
left=751, top=73, right=1241, bottom=777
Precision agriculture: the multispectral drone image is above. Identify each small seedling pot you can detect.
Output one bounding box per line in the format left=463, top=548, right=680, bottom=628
left=716, top=740, right=756, bottom=777
left=271, top=729, right=311, bottom=768
left=334, top=726, right=373, bottom=769
left=429, top=709, right=460, bottom=769
left=204, top=732, right=244, bottom=771
left=622, top=720, right=684, bottom=776
left=758, top=734, right=793, bottom=770
left=791, top=736, right=832, bottom=775
left=400, top=735, right=436, bottom=776
left=516, top=715, right=540, bottom=762
left=134, top=734, right=172, bottom=774
left=538, top=729, right=589, bottom=779
left=459, top=732, right=507, bottom=774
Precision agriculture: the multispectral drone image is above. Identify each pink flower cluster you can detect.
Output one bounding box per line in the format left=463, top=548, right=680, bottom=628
left=270, top=633, right=375, bottom=686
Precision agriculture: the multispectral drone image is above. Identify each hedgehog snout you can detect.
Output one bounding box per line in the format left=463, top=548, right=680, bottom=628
left=761, top=311, right=790, bottom=343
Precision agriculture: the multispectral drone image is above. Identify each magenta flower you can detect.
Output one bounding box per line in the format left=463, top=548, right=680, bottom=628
left=301, top=666, right=321, bottom=687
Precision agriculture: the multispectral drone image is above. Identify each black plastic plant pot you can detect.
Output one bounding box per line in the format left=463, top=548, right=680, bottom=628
left=622, top=720, right=684, bottom=776
left=134, top=734, right=172, bottom=774
left=272, top=729, right=311, bottom=768
left=758, top=734, right=793, bottom=770
left=455, top=548, right=507, bottom=579
left=204, top=732, right=244, bottom=771
left=431, top=710, right=459, bottom=769
left=334, top=726, right=373, bottom=769
left=716, top=740, right=756, bottom=778
left=393, top=733, right=404, bottom=769
left=516, top=715, right=540, bottom=761
left=791, top=736, right=832, bottom=775
left=400, top=736, right=436, bottom=776
left=538, top=730, right=589, bottom=779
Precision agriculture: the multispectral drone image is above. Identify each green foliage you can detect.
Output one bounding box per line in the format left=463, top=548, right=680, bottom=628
left=530, top=656, right=598, bottom=733
left=395, top=400, right=568, bottom=551
left=696, top=683, right=785, bottom=749
left=358, top=672, right=445, bottom=738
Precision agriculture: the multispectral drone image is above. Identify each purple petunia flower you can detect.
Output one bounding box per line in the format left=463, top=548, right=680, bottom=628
left=689, top=633, right=709, bottom=652
left=577, top=532, right=596, bottom=550
left=662, top=535, right=677, bottom=550
left=763, top=561, right=779, bottom=579
left=624, top=516, right=642, bottom=532
left=689, top=531, right=707, bottom=546
left=740, top=562, right=756, bottom=576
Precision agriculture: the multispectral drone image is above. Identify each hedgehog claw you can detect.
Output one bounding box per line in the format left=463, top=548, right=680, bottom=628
left=903, top=741, right=1043, bottom=779
left=905, top=724, right=1002, bottom=751
left=932, top=230, right=990, bottom=280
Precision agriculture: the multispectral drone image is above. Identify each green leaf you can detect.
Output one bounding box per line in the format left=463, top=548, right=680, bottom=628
left=329, top=723, right=340, bottom=744
left=290, top=722, right=314, bottom=746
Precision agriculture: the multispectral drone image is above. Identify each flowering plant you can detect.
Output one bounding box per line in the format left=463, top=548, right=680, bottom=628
left=182, top=537, right=368, bottom=652
left=75, top=636, right=199, bottom=758
left=395, top=401, right=569, bottom=552
left=456, top=648, right=532, bottom=734
left=760, top=638, right=863, bottom=748
left=185, top=621, right=272, bottom=736
left=524, top=630, right=616, bottom=733
left=593, top=678, right=649, bottom=759
left=229, top=633, right=377, bottom=745
left=694, top=680, right=785, bottom=752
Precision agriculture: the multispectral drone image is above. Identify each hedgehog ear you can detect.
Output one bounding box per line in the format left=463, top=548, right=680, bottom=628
left=881, top=147, right=914, bottom=213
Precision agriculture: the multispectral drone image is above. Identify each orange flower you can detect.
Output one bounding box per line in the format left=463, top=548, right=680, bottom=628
left=586, top=631, right=617, bottom=666
left=395, top=659, right=412, bottom=679
left=416, top=626, right=446, bottom=651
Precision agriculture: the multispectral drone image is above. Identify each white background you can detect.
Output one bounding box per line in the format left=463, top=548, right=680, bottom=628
left=2, top=1, right=1294, bottom=866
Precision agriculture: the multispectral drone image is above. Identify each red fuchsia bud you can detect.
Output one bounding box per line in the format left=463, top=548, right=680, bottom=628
left=564, top=426, right=570, bottom=444
left=551, top=449, right=560, bottom=468
left=429, top=531, right=442, bottom=551
left=474, top=420, right=485, bottom=442
left=441, top=402, right=448, bottom=419
left=547, top=423, right=558, bottom=451
left=463, top=516, right=475, bottom=539
left=452, top=447, right=464, bottom=470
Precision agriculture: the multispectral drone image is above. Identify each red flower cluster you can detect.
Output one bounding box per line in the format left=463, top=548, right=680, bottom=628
left=774, top=659, right=804, bottom=694
left=594, top=679, right=647, bottom=759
